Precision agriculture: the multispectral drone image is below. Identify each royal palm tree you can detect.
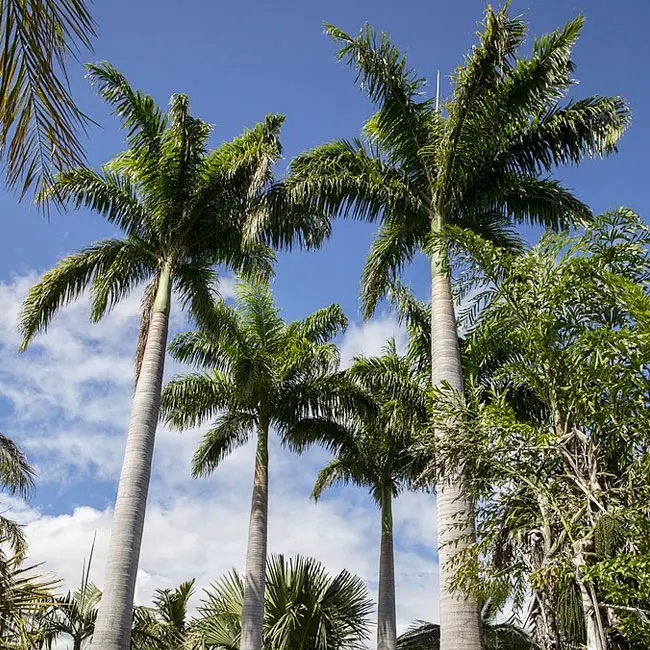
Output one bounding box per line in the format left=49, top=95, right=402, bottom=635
left=313, top=341, right=427, bottom=650
left=286, top=8, right=629, bottom=648
left=18, top=64, right=324, bottom=650
left=160, top=281, right=367, bottom=650
left=0, top=0, right=95, bottom=198
left=190, top=555, right=372, bottom=650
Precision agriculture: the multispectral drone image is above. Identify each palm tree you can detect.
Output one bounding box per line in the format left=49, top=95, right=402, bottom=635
left=190, top=555, right=372, bottom=650
left=313, top=341, right=427, bottom=650
left=46, top=582, right=102, bottom=650
left=160, top=281, right=367, bottom=650
left=0, top=0, right=95, bottom=199
left=131, top=580, right=195, bottom=650
left=18, top=64, right=324, bottom=650
left=285, top=8, right=629, bottom=648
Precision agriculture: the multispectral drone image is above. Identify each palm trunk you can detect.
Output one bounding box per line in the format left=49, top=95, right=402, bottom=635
left=377, top=489, right=397, bottom=650
left=91, top=263, right=172, bottom=650
left=430, top=217, right=483, bottom=650
left=240, top=418, right=270, bottom=650
left=573, top=540, right=606, bottom=650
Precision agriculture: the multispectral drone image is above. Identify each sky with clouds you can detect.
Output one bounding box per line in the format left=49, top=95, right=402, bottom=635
left=0, top=0, right=648, bottom=634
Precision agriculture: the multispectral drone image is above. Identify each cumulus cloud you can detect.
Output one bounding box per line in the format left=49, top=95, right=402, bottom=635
left=0, top=273, right=439, bottom=630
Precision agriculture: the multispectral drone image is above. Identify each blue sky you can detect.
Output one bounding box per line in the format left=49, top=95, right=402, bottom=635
left=0, top=0, right=648, bottom=628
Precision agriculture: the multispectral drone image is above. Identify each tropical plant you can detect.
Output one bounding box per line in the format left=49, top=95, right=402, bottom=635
left=285, top=7, right=629, bottom=647
left=426, top=210, right=650, bottom=649
left=131, top=580, right=195, bottom=650
left=160, top=281, right=368, bottom=650
left=397, top=599, right=536, bottom=650
left=0, top=0, right=95, bottom=199
left=45, top=582, right=102, bottom=650
left=0, top=432, right=36, bottom=556
left=189, top=555, right=373, bottom=650
left=0, top=544, right=58, bottom=648
left=18, top=64, right=325, bottom=650
left=313, top=340, right=427, bottom=650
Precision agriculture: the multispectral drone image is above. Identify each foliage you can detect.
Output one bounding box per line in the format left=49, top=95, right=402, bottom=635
left=0, top=0, right=95, bottom=200
left=0, top=432, right=35, bottom=556
left=189, top=555, right=372, bottom=650
left=422, top=210, right=650, bottom=647
left=131, top=580, right=195, bottom=650
left=160, top=280, right=368, bottom=473
left=0, top=545, right=58, bottom=648
left=17, top=64, right=323, bottom=375
left=286, top=7, right=629, bottom=317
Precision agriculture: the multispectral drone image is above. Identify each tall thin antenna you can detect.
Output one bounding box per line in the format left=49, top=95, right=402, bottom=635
left=435, top=70, right=441, bottom=113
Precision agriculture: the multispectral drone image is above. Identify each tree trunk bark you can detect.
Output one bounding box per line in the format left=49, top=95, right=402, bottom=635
left=377, top=489, right=397, bottom=650
left=240, top=419, right=270, bottom=650
left=91, top=263, right=172, bottom=650
left=573, top=540, right=606, bottom=650
left=430, top=218, right=483, bottom=650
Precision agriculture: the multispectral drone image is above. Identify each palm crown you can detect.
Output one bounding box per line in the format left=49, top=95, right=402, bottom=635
left=160, top=281, right=365, bottom=470
left=18, top=62, right=311, bottom=353
left=287, top=8, right=629, bottom=316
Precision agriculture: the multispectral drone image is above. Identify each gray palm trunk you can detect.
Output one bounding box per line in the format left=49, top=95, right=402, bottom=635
left=91, top=265, right=172, bottom=650
left=430, top=225, right=483, bottom=650
left=377, top=489, right=396, bottom=650
left=573, top=540, right=606, bottom=650
left=240, top=419, right=269, bottom=650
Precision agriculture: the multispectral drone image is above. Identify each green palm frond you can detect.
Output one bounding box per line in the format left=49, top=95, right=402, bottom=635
left=0, top=432, right=35, bottom=500
left=161, top=372, right=238, bottom=431
left=85, top=61, right=167, bottom=158
left=193, top=555, right=371, bottom=650
left=0, top=0, right=95, bottom=199
left=191, top=411, right=257, bottom=477
left=37, top=167, right=148, bottom=236
left=360, top=217, right=428, bottom=319
left=19, top=238, right=154, bottom=350
left=290, top=303, right=348, bottom=344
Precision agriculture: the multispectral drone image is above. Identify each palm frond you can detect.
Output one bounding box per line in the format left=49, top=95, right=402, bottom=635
left=0, top=432, right=35, bottom=499
left=0, top=0, right=95, bottom=199
left=19, top=238, right=148, bottom=350
left=191, top=411, right=256, bottom=477
left=161, top=372, right=238, bottom=431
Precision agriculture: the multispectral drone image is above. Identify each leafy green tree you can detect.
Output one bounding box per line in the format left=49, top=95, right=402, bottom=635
left=160, top=281, right=367, bottom=650
left=189, top=555, right=372, bottom=650
left=0, top=0, right=95, bottom=199
left=286, top=8, right=629, bottom=648
left=426, top=210, right=650, bottom=649
left=18, top=65, right=323, bottom=650
left=313, top=341, right=427, bottom=650
left=131, top=580, right=195, bottom=650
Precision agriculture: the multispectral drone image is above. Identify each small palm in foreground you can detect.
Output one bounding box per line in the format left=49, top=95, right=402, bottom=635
left=47, top=582, right=102, bottom=650
left=397, top=600, right=536, bottom=650
left=190, top=555, right=372, bottom=650
left=286, top=8, right=629, bottom=647
left=19, top=63, right=314, bottom=650
left=132, top=580, right=195, bottom=650
left=313, top=341, right=427, bottom=650
left=161, top=281, right=367, bottom=650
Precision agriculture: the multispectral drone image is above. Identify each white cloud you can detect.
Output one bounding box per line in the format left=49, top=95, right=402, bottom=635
left=339, top=314, right=407, bottom=367
left=0, top=273, right=440, bottom=631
